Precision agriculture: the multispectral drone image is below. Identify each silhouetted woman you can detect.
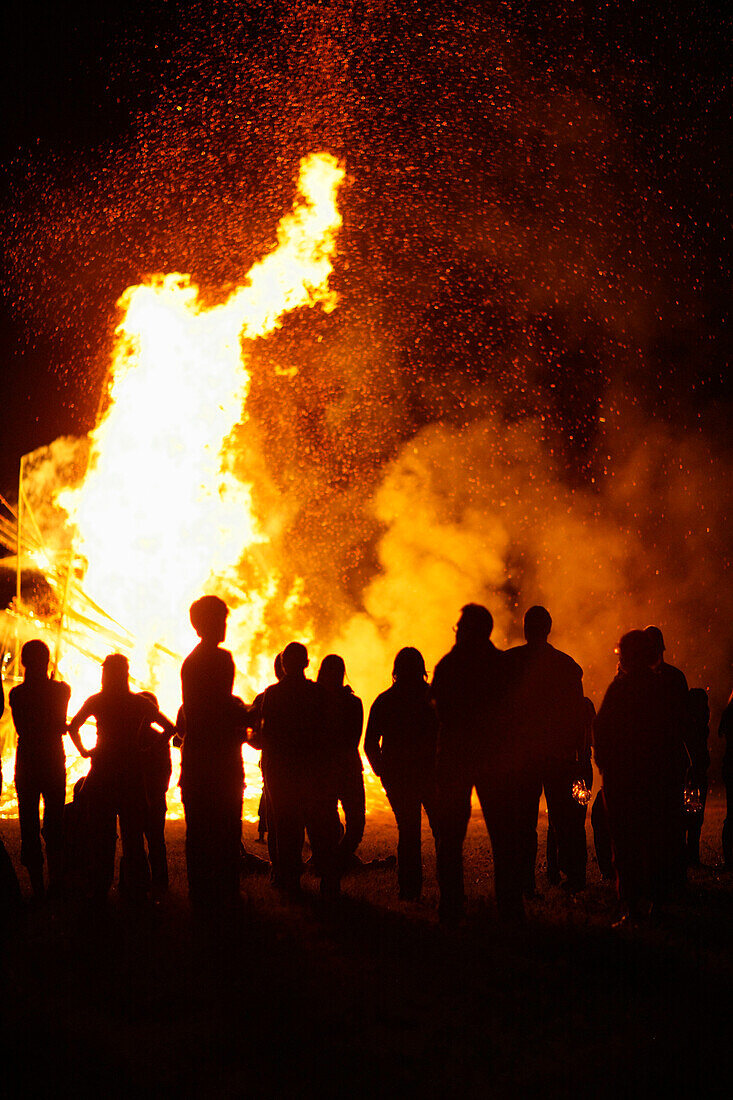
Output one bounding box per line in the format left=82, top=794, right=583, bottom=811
left=68, top=654, right=175, bottom=904
left=594, top=630, right=687, bottom=922
left=318, top=655, right=365, bottom=871
left=365, top=648, right=438, bottom=900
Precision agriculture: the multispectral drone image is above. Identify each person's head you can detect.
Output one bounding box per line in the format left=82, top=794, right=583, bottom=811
left=317, top=654, right=346, bottom=690
left=21, top=639, right=50, bottom=677
left=524, top=605, right=552, bottom=644
left=139, top=689, right=158, bottom=708
left=617, top=630, right=654, bottom=674
left=454, top=604, right=493, bottom=647
left=392, top=646, right=427, bottom=684
left=102, top=653, right=130, bottom=692
left=281, top=641, right=309, bottom=677
left=189, top=595, right=228, bottom=644
left=274, top=652, right=285, bottom=681
left=644, top=625, right=665, bottom=666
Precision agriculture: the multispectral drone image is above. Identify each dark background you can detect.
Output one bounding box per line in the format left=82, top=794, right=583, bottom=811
left=1, top=0, right=729, bottom=497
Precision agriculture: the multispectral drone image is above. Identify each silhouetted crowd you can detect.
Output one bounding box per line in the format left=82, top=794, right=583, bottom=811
left=2, top=597, right=732, bottom=930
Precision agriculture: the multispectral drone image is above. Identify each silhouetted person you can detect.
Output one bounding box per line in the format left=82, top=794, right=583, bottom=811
left=365, top=648, right=438, bottom=900
left=547, top=694, right=594, bottom=886
left=9, top=640, right=71, bottom=900
left=644, top=625, right=690, bottom=888
left=247, top=653, right=285, bottom=850
left=594, top=630, right=687, bottom=923
left=719, top=690, right=733, bottom=871
left=0, top=677, right=23, bottom=922
left=504, top=607, right=587, bottom=896
left=431, top=604, right=521, bottom=925
left=318, top=654, right=365, bottom=871
left=180, top=596, right=249, bottom=912
left=683, top=688, right=710, bottom=867
left=137, top=690, right=173, bottom=897
left=260, top=642, right=341, bottom=899
left=68, top=654, right=176, bottom=904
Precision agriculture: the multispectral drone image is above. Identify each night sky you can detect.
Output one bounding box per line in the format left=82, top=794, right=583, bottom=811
left=1, top=1, right=731, bottom=699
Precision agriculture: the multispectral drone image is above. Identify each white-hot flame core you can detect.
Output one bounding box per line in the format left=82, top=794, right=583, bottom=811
left=57, top=153, right=343, bottom=688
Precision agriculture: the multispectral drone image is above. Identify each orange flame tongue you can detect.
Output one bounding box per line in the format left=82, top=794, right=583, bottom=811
left=57, top=152, right=345, bottom=689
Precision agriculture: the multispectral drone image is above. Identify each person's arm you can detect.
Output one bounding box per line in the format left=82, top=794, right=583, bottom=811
left=150, top=706, right=177, bottom=740
left=364, top=699, right=383, bottom=777
left=66, top=698, right=96, bottom=757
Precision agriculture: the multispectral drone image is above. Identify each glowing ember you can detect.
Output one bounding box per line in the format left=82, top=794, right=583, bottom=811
left=571, top=778, right=592, bottom=806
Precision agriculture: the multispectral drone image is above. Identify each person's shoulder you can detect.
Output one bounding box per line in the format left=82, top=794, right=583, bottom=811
left=432, top=648, right=457, bottom=676
left=51, top=678, right=71, bottom=699
left=549, top=645, right=583, bottom=678
left=370, top=687, right=392, bottom=710
left=8, top=682, right=22, bottom=705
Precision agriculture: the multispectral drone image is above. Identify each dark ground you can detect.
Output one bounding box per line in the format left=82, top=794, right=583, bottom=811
left=1, top=797, right=731, bottom=1099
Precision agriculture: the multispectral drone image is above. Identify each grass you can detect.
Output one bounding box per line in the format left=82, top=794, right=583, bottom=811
left=1, top=794, right=731, bottom=1098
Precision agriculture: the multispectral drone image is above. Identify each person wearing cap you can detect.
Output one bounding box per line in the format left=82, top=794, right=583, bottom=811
left=594, top=630, right=687, bottom=923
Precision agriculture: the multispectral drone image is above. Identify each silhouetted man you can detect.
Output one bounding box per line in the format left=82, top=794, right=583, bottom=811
left=9, top=640, right=71, bottom=900
left=180, top=595, right=249, bottom=912
left=365, top=647, right=438, bottom=900
left=247, top=653, right=284, bottom=851
left=260, top=642, right=341, bottom=899
left=644, top=625, right=690, bottom=889
left=68, top=654, right=176, bottom=903
left=594, top=630, right=687, bottom=922
left=431, top=604, right=518, bottom=924
left=505, top=607, right=587, bottom=895
left=318, top=654, right=365, bottom=872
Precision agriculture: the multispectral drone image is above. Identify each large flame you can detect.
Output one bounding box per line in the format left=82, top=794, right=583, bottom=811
left=57, top=152, right=343, bottom=696
left=0, top=153, right=345, bottom=819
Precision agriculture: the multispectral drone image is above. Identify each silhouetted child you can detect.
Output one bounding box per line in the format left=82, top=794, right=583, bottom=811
left=9, top=639, right=71, bottom=900
left=180, top=596, right=249, bottom=912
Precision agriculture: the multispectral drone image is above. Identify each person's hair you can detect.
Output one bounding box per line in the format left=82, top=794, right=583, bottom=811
left=644, top=625, right=665, bottom=660
left=189, top=595, right=228, bottom=638
left=138, top=689, right=158, bottom=707
left=274, top=652, right=285, bottom=681
left=21, top=639, right=50, bottom=672
left=318, top=654, right=346, bottom=688
left=617, top=630, right=653, bottom=673
left=524, top=605, right=552, bottom=641
left=392, top=646, right=427, bottom=683
left=102, top=653, right=130, bottom=687
left=455, top=604, right=493, bottom=645
left=281, top=641, right=308, bottom=675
